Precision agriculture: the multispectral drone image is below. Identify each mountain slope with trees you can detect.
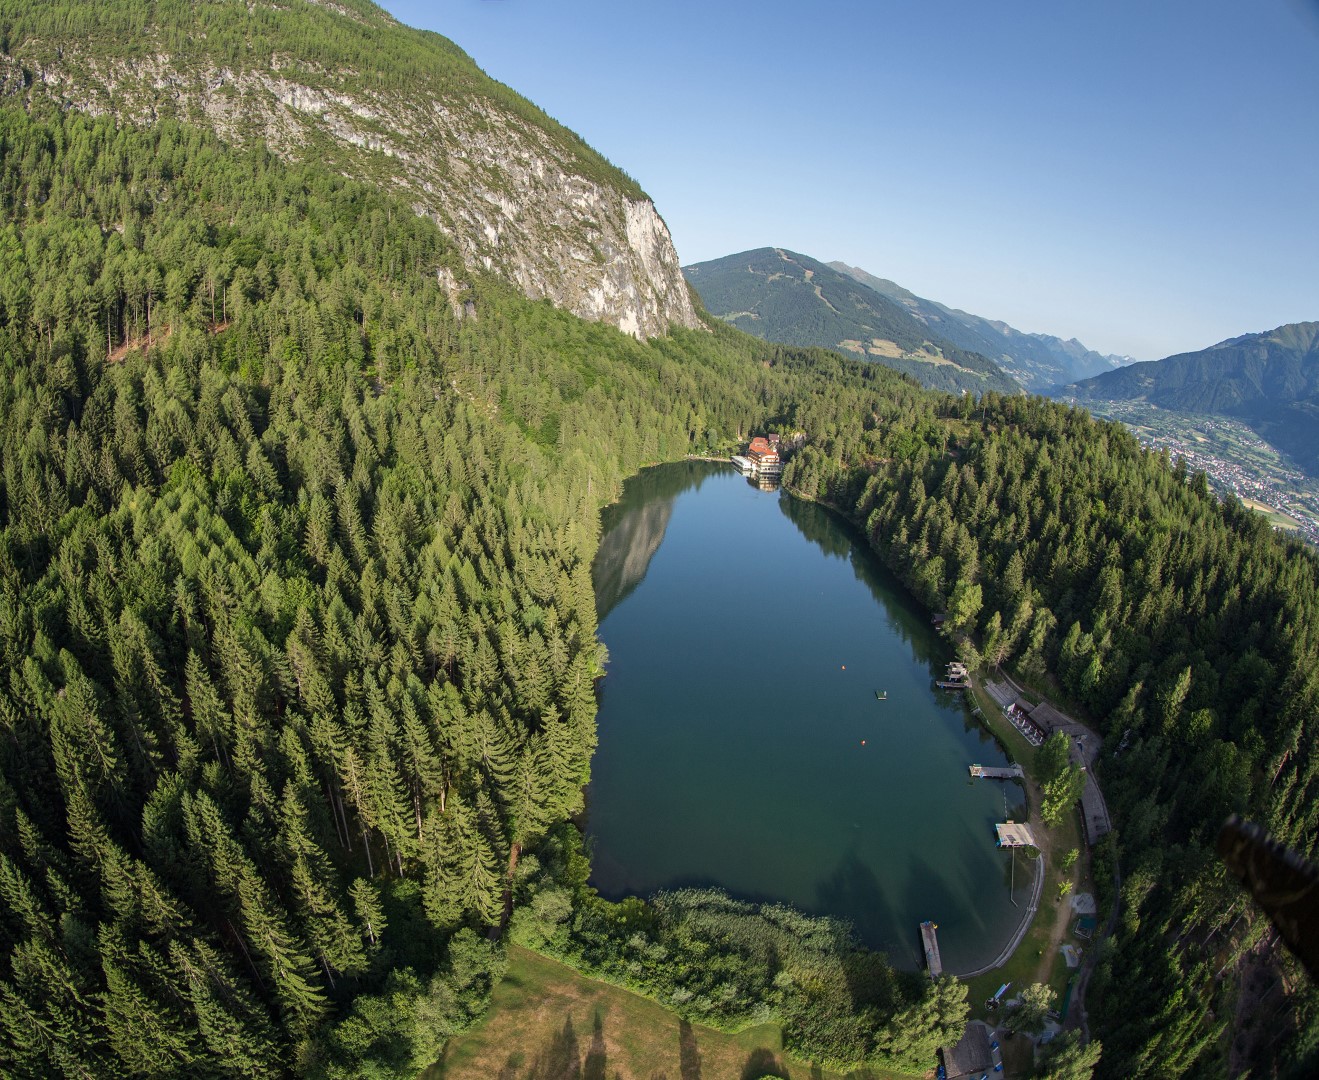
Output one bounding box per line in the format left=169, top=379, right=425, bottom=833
left=0, top=0, right=698, bottom=338
left=1061, top=322, right=1319, bottom=475
left=828, top=260, right=1134, bottom=391
left=0, top=100, right=950, bottom=1077
left=1, top=4, right=1318, bottom=1078
left=683, top=248, right=1021, bottom=395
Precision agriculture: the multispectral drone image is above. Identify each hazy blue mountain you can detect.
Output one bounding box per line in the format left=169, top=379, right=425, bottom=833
left=828, top=261, right=1134, bottom=392
left=683, top=248, right=1020, bottom=395
left=1062, top=322, right=1319, bottom=474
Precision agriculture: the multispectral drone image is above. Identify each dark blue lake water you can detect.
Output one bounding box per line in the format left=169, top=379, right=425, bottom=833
left=588, top=461, right=1032, bottom=972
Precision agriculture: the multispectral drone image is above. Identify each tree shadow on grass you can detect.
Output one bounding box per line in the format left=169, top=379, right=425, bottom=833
left=679, top=1019, right=701, bottom=1080
left=739, top=1047, right=789, bottom=1079
left=583, top=1010, right=608, bottom=1080
left=518, top=1015, right=583, bottom=1080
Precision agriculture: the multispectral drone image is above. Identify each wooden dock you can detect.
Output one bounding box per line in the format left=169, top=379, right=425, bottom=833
left=937, top=680, right=971, bottom=690
left=969, top=763, right=1024, bottom=780
left=995, top=821, right=1038, bottom=848
left=920, top=920, right=943, bottom=978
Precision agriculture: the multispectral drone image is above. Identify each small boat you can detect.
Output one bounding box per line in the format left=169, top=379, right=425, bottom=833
left=875, top=690, right=887, bottom=701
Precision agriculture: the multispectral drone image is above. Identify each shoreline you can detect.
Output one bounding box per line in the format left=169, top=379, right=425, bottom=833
left=597, top=460, right=1104, bottom=987
left=776, top=479, right=1058, bottom=983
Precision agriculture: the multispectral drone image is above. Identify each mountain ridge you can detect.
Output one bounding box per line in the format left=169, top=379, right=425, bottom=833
left=827, top=260, right=1133, bottom=391
left=1062, top=321, right=1319, bottom=473
left=0, top=0, right=697, bottom=338
left=683, top=247, right=1021, bottom=396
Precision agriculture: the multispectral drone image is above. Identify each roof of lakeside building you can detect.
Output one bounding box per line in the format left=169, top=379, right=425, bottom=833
left=941, top=1024, right=993, bottom=1078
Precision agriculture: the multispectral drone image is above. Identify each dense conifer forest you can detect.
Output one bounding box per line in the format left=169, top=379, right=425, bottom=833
left=1, top=35, right=1318, bottom=1080
left=0, top=104, right=940, bottom=1076
left=784, top=395, right=1319, bottom=1078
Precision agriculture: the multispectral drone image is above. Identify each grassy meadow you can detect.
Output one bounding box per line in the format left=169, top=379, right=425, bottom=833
left=427, top=946, right=922, bottom=1080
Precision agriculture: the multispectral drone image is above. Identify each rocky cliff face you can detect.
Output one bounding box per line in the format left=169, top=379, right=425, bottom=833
left=0, top=2, right=698, bottom=339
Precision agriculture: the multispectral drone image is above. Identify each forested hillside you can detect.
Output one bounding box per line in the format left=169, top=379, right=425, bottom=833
left=785, top=393, right=1319, bottom=1079
left=0, top=0, right=698, bottom=337
left=3, top=9, right=1319, bottom=1080
left=0, top=103, right=943, bottom=1076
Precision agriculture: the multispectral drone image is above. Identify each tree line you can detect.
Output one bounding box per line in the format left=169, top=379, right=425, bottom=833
left=784, top=390, right=1319, bottom=1078
left=0, top=102, right=945, bottom=1076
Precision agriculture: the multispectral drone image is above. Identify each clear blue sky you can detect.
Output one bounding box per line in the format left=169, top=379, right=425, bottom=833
left=380, top=0, right=1319, bottom=360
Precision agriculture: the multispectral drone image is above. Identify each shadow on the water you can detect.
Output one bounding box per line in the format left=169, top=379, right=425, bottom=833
left=776, top=493, right=947, bottom=668
left=814, top=847, right=901, bottom=959
left=900, top=851, right=968, bottom=966
left=595, top=461, right=727, bottom=619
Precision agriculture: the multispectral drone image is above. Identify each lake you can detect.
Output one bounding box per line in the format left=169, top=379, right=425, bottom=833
left=588, top=461, right=1033, bottom=973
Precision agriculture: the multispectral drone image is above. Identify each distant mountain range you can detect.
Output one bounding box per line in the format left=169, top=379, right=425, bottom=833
left=682, top=248, right=1133, bottom=395
left=683, top=249, right=1021, bottom=396
left=1061, top=322, right=1319, bottom=474
left=827, top=262, right=1134, bottom=391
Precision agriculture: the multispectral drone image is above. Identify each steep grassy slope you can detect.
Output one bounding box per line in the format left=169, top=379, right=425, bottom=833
left=0, top=0, right=698, bottom=337
left=684, top=247, right=1020, bottom=395
left=828, top=260, right=1133, bottom=391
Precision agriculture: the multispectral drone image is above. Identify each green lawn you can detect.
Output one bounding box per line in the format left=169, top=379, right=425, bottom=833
left=426, top=946, right=923, bottom=1080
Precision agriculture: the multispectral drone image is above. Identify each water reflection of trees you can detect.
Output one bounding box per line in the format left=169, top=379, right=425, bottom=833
left=776, top=493, right=946, bottom=671
left=593, top=462, right=726, bottom=620
left=597, top=465, right=957, bottom=679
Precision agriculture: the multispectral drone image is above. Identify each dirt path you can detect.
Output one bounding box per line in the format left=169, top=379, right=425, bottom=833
left=1033, top=887, right=1073, bottom=985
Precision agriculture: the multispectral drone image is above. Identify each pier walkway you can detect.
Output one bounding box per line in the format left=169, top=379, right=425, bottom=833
left=969, top=763, right=1024, bottom=780
left=920, top=920, right=943, bottom=978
